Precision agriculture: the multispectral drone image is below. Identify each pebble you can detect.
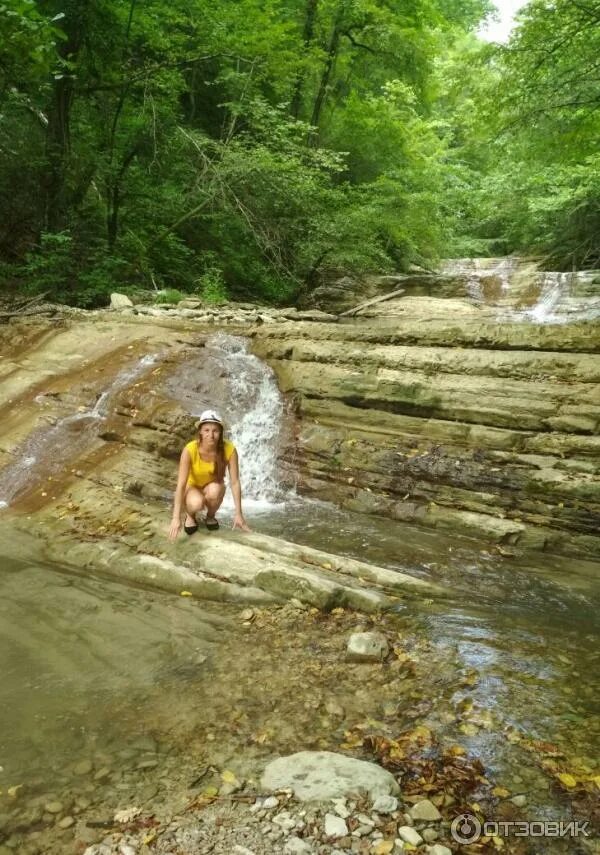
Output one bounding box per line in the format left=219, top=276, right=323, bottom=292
left=284, top=837, right=314, bottom=854
left=74, top=759, right=94, bottom=776
left=409, top=799, right=442, bottom=822
left=261, top=796, right=279, bottom=810
left=422, top=827, right=439, bottom=842
left=232, top=847, right=257, bottom=855
left=426, top=845, right=452, bottom=855
left=44, top=802, right=63, bottom=814
left=398, top=826, right=423, bottom=846
left=356, top=813, right=375, bottom=826
left=371, top=841, right=395, bottom=855
left=57, top=815, right=75, bottom=829
left=331, top=798, right=351, bottom=818
left=346, top=632, right=389, bottom=663
left=118, top=845, right=136, bottom=855
left=511, top=794, right=527, bottom=807
left=324, top=813, right=349, bottom=837
left=372, top=795, right=398, bottom=814
left=273, top=811, right=296, bottom=831
left=93, top=767, right=111, bottom=782
left=137, top=759, right=158, bottom=770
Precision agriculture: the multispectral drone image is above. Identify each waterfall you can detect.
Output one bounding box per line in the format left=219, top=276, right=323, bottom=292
left=441, top=258, right=600, bottom=324
left=0, top=355, right=158, bottom=509
left=523, top=272, right=566, bottom=323
left=196, top=335, right=288, bottom=511
left=163, top=333, right=290, bottom=511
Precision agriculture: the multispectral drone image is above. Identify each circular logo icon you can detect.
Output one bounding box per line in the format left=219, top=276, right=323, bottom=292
left=451, top=812, right=482, bottom=844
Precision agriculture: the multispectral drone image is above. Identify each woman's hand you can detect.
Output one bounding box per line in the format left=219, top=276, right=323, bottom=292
left=232, top=514, right=250, bottom=532
left=169, top=516, right=182, bottom=540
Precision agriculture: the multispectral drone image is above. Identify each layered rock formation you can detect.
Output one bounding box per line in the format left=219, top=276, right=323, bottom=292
left=251, top=295, right=600, bottom=560
left=1, top=277, right=599, bottom=571
left=0, top=315, right=437, bottom=607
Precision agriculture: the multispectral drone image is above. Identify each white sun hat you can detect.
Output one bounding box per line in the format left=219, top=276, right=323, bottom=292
left=198, top=409, right=223, bottom=426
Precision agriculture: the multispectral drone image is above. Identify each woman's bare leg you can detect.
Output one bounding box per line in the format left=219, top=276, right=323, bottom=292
left=184, top=487, right=206, bottom=526
left=203, top=482, right=226, bottom=521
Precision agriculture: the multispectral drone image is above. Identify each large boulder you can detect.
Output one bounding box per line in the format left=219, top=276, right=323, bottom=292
left=110, top=292, right=133, bottom=309
left=261, top=751, right=400, bottom=801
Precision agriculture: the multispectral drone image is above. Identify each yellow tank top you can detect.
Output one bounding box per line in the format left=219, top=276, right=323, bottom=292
left=185, top=438, right=235, bottom=488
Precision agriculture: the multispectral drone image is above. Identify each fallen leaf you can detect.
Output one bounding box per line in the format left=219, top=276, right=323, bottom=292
left=557, top=773, right=577, bottom=789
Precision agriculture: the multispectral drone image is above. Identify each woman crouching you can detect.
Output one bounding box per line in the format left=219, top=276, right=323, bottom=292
left=169, top=409, right=250, bottom=539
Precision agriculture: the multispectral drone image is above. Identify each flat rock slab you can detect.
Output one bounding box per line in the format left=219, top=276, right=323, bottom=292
left=261, top=751, right=400, bottom=801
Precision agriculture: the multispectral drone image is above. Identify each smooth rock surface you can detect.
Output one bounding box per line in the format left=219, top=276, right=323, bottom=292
left=324, top=813, right=348, bottom=837
left=110, top=293, right=133, bottom=309
left=261, top=751, right=400, bottom=801
left=346, top=631, right=389, bottom=662
left=398, top=826, right=424, bottom=846
left=371, top=794, right=399, bottom=814
left=409, top=799, right=442, bottom=821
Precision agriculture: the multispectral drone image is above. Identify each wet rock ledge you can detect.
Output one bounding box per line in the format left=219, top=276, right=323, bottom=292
left=249, top=295, right=600, bottom=561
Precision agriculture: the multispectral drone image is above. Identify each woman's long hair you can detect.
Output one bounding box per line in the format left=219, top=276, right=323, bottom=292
left=197, top=422, right=226, bottom=483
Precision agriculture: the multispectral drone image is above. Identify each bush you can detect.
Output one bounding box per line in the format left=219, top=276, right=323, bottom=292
left=196, top=267, right=228, bottom=305
left=153, top=288, right=185, bottom=304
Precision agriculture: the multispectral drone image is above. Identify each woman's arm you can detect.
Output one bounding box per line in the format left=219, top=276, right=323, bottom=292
left=227, top=449, right=250, bottom=531
left=169, top=447, right=191, bottom=540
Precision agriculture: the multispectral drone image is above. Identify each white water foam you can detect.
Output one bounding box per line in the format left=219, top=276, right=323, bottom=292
left=194, top=334, right=289, bottom=512
left=442, top=258, right=600, bottom=324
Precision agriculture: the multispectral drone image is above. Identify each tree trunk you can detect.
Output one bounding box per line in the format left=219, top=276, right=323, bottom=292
left=43, top=40, right=79, bottom=232
left=104, top=0, right=138, bottom=249
left=290, top=0, right=319, bottom=120
left=309, top=3, right=344, bottom=137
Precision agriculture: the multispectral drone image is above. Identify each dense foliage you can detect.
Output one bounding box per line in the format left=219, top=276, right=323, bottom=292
left=0, top=0, right=598, bottom=306
left=439, top=0, right=600, bottom=268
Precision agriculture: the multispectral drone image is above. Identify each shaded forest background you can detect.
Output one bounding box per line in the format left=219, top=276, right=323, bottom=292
left=1, top=0, right=599, bottom=306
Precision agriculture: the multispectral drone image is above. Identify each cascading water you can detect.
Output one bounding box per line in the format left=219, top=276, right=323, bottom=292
left=0, top=354, right=158, bottom=508
left=523, top=272, right=567, bottom=323
left=163, top=334, right=291, bottom=512
left=444, top=257, right=516, bottom=303
left=202, top=335, right=286, bottom=509
left=441, top=258, right=600, bottom=323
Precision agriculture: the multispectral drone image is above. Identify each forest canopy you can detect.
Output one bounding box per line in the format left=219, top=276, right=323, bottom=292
left=1, top=0, right=598, bottom=306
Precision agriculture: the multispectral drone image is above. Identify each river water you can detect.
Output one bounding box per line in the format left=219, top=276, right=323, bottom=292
left=0, top=331, right=598, bottom=853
